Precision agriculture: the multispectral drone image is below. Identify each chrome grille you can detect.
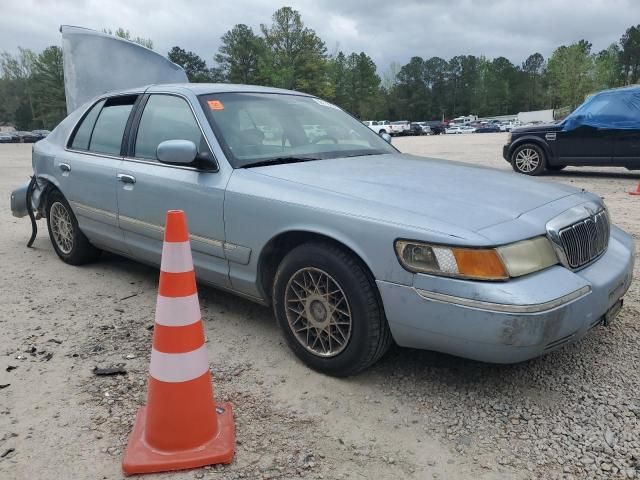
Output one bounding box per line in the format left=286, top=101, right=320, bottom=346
left=557, top=210, right=610, bottom=269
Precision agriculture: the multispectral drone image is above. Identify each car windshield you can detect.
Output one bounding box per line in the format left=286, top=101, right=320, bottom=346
left=199, top=92, right=396, bottom=168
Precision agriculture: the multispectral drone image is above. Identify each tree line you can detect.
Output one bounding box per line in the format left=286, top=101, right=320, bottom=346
left=2, top=7, right=640, bottom=130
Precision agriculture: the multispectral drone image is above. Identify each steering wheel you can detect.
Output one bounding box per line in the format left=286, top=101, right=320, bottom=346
left=312, top=135, right=338, bottom=144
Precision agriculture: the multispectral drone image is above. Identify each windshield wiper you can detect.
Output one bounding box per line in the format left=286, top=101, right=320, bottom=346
left=240, top=156, right=322, bottom=168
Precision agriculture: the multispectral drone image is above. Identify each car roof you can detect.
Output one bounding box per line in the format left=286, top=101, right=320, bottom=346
left=143, top=83, right=312, bottom=97
left=595, top=84, right=640, bottom=96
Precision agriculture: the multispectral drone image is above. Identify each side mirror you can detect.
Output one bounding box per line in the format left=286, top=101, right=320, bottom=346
left=157, top=139, right=197, bottom=165
left=381, top=132, right=392, bottom=144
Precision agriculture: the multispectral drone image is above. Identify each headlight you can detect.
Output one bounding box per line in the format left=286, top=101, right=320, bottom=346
left=395, top=236, right=557, bottom=281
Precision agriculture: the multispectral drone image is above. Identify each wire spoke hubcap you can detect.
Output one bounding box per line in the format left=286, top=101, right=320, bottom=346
left=284, top=267, right=352, bottom=357
left=515, top=148, right=540, bottom=172
left=51, top=202, right=74, bottom=254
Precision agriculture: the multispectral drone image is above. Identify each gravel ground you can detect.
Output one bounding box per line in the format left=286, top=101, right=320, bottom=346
left=1, top=133, right=638, bottom=480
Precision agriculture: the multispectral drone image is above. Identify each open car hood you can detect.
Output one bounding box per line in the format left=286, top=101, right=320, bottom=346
left=60, top=25, right=188, bottom=113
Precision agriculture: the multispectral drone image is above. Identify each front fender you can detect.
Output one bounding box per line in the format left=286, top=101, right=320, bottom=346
left=507, top=136, right=553, bottom=162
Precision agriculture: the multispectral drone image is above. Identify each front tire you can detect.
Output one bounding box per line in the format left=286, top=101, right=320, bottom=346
left=511, top=143, right=546, bottom=175
left=46, top=190, right=100, bottom=265
left=272, top=242, right=392, bottom=376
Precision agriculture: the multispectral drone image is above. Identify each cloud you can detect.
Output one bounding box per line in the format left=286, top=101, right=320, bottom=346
left=0, top=0, right=637, bottom=72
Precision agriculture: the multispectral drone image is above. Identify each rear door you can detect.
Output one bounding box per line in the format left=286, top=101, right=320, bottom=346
left=613, top=130, right=640, bottom=167
left=116, top=92, right=231, bottom=288
left=56, top=94, right=139, bottom=252
left=607, top=94, right=640, bottom=168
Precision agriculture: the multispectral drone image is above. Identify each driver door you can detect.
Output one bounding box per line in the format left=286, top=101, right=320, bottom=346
left=116, top=93, right=231, bottom=288
left=554, top=126, right=613, bottom=165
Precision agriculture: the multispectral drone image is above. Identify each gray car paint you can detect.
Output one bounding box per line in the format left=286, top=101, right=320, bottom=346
left=14, top=81, right=636, bottom=363
left=61, top=26, right=188, bottom=113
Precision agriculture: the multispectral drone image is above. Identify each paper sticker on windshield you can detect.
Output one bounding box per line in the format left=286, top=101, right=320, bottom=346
left=313, top=98, right=340, bottom=110
left=207, top=100, right=224, bottom=110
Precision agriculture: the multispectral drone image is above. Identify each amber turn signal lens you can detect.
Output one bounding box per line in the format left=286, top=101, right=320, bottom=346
left=451, top=248, right=508, bottom=280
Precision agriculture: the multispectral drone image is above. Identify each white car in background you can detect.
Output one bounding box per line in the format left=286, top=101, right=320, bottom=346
left=363, top=120, right=391, bottom=135
left=445, top=125, right=476, bottom=134
left=390, top=120, right=410, bottom=136
left=500, top=121, right=521, bottom=132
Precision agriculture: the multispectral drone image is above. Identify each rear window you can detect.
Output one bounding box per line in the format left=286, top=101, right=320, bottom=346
left=70, top=99, right=105, bottom=150
left=89, top=96, right=137, bottom=155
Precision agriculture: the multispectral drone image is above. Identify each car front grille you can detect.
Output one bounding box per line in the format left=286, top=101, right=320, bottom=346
left=557, top=209, right=610, bottom=269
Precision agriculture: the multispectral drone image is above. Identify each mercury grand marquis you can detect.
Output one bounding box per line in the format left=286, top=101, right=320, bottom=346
left=10, top=29, right=636, bottom=376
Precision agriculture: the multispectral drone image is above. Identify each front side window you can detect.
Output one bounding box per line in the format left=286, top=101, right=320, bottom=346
left=70, top=99, right=105, bottom=150
left=135, top=95, right=207, bottom=160
left=89, top=96, right=137, bottom=155
left=199, top=93, right=396, bottom=168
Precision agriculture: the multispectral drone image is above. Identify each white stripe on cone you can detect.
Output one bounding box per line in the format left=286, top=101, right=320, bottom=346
left=149, top=345, right=210, bottom=383
left=160, top=241, right=194, bottom=273
left=155, top=293, right=201, bottom=327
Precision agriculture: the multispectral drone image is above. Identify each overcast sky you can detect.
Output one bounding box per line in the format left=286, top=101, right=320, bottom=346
left=1, top=0, right=637, bottom=72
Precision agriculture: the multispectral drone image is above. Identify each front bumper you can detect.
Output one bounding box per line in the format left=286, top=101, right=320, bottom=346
left=502, top=144, right=510, bottom=161
left=378, top=226, right=635, bottom=363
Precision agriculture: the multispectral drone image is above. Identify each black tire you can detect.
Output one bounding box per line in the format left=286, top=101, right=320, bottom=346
left=510, top=143, right=546, bottom=176
left=272, top=241, right=392, bottom=377
left=46, top=190, right=100, bottom=265
left=547, top=165, right=566, bottom=171
left=378, top=129, right=387, bottom=135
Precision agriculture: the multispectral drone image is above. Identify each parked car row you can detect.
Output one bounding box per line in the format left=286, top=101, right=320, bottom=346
left=363, top=117, right=532, bottom=137
left=0, top=130, right=50, bottom=143
left=363, top=120, right=444, bottom=136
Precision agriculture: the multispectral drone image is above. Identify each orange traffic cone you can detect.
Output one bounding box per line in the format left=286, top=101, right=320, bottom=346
left=630, top=182, right=640, bottom=196
left=122, top=210, right=235, bottom=475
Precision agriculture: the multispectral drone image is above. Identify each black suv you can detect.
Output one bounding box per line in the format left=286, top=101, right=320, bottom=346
left=503, top=86, right=640, bottom=175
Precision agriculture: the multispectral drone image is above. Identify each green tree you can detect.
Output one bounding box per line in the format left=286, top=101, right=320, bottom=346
left=423, top=57, right=449, bottom=119
left=260, top=7, right=330, bottom=97
left=620, top=25, right=640, bottom=84
left=328, top=51, right=350, bottom=107
left=522, top=53, right=545, bottom=110
left=0, top=48, right=36, bottom=129
left=214, top=24, right=264, bottom=84
left=30, top=46, right=66, bottom=129
left=102, top=28, right=154, bottom=49
left=168, top=46, right=219, bottom=82
left=395, top=56, right=429, bottom=120
left=484, top=57, right=519, bottom=116
left=546, top=40, right=594, bottom=108
left=594, top=44, right=623, bottom=89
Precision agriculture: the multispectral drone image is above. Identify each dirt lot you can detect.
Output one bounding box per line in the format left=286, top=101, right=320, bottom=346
left=1, top=134, right=638, bottom=480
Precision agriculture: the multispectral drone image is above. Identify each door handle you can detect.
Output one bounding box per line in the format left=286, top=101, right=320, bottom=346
left=59, top=163, right=71, bottom=172
left=117, top=173, right=136, bottom=184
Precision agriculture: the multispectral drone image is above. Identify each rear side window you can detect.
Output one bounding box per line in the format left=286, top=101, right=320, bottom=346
left=70, top=99, right=105, bottom=150
left=89, top=96, right=137, bottom=156
left=134, top=94, right=206, bottom=160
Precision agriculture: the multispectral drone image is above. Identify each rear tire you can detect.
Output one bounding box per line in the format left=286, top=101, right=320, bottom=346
left=46, top=190, right=100, bottom=265
left=511, top=143, right=546, bottom=176
left=272, top=242, right=392, bottom=376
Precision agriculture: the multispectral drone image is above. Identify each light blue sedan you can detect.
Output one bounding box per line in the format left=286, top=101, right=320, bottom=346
left=10, top=81, right=635, bottom=375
